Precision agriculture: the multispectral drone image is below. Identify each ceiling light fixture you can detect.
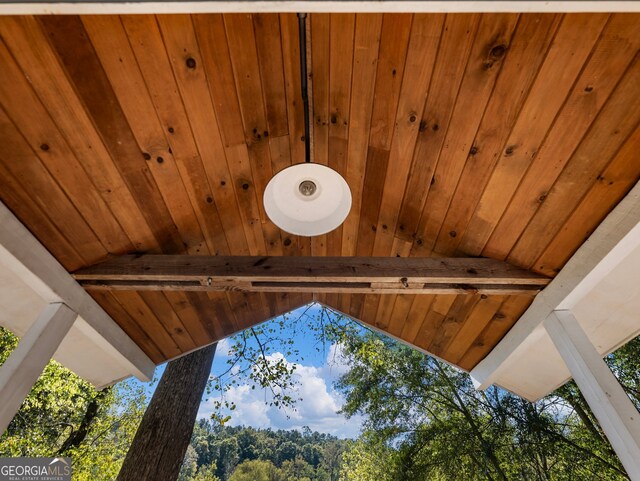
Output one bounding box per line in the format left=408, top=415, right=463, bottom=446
left=263, top=13, right=352, bottom=237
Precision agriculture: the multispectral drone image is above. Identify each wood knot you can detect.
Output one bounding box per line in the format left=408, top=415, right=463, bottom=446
left=143, top=152, right=151, bottom=160
left=283, top=238, right=292, bottom=246
left=156, top=156, right=164, bottom=164
left=469, top=146, right=479, bottom=156
left=505, top=145, right=516, bottom=156
left=186, top=57, right=196, bottom=69
left=40, top=143, right=50, bottom=151
left=489, top=44, right=507, bottom=59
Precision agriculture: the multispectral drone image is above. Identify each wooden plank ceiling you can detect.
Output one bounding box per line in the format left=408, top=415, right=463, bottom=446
left=0, top=13, right=638, bottom=371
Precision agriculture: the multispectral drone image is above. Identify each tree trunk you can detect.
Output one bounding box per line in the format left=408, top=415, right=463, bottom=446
left=117, top=343, right=217, bottom=481
left=57, top=387, right=111, bottom=455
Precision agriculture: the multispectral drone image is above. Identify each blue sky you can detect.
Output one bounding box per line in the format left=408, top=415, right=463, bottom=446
left=135, top=303, right=364, bottom=439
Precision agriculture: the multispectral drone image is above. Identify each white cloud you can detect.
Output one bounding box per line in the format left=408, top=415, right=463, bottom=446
left=198, top=344, right=362, bottom=438
left=215, top=337, right=233, bottom=359
left=322, top=342, right=351, bottom=377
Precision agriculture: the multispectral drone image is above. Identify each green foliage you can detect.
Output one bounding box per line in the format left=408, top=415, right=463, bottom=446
left=192, top=463, right=222, bottom=481
left=180, top=445, right=199, bottom=481
left=335, top=330, right=637, bottom=481
left=180, top=421, right=346, bottom=481
left=228, top=459, right=281, bottom=481
left=0, top=327, right=148, bottom=479
left=606, top=336, right=640, bottom=408
left=339, top=438, right=397, bottom=481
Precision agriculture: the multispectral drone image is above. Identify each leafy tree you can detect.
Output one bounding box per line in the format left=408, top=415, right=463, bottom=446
left=213, top=436, right=241, bottom=479
left=180, top=445, right=199, bottom=481
left=276, top=440, right=298, bottom=465
left=0, top=327, right=147, bottom=479
left=321, top=440, right=344, bottom=481
left=335, top=330, right=633, bottom=480
left=301, top=443, right=322, bottom=467
left=339, top=438, right=397, bottom=481
left=280, top=455, right=316, bottom=481
left=192, top=463, right=221, bottom=481
left=180, top=422, right=346, bottom=481
left=228, top=459, right=281, bottom=481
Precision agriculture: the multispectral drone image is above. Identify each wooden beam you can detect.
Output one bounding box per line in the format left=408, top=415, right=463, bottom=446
left=0, top=303, right=77, bottom=434
left=74, top=255, right=549, bottom=295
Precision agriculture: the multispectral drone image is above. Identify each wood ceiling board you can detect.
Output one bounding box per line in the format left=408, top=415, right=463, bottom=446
left=482, top=14, right=640, bottom=262
left=0, top=13, right=638, bottom=373
left=434, top=13, right=562, bottom=256
left=310, top=13, right=330, bottom=258
left=412, top=13, right=520, bottom=255
left=535, top=125, right=640, bottom=276
left=396, top=13, right=480, bottom=245
left=458, top=13, right=610, bottom=256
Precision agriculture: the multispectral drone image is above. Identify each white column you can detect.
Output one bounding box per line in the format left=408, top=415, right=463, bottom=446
left=544, top=310, right=640, bottom=480
left=0, top=302, right=77, bottom=434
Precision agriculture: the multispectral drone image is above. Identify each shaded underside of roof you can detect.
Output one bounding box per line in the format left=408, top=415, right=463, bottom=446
left=0, top=12, right=638, bottom=370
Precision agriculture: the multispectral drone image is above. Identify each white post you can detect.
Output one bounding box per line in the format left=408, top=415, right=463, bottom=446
left=544, top=310, right=640, bottom=480
left=0, top=302, right=77, bottom=434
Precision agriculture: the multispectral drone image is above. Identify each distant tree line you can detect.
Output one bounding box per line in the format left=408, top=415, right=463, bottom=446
left=178, top=422, right=346, bottom=481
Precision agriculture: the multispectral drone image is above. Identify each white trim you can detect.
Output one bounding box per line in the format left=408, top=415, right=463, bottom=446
left=0, top=303, right=77, bottom=434
left=0, top=1, right=639, bottom=15
left=471, top=181, right=640, bottom=390
left=0, top=202, right=155, bottom=383
left=544, top=310, right=640, bottom=480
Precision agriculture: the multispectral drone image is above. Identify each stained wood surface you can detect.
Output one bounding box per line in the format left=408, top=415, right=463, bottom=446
left=0, top=13, right=638, bottom=371
left=74, top=255, right=549, bottom=295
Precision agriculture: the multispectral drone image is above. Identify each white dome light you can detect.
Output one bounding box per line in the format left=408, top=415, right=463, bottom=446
left=263, top=163, right=352, bottom=237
